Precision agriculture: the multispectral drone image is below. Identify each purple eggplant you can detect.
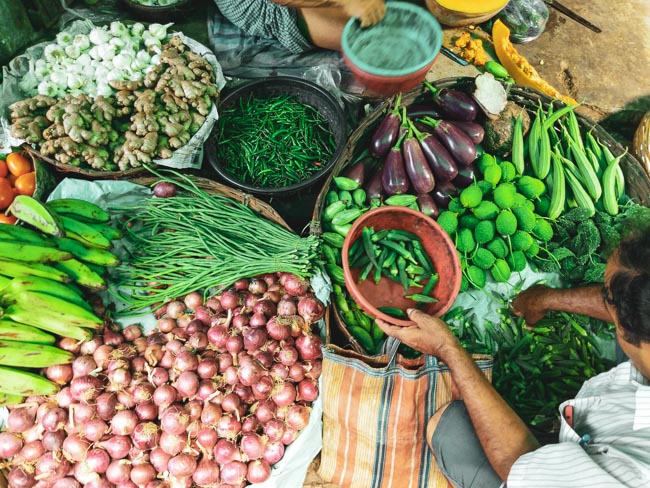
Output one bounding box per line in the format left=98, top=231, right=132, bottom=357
left=370, top=93, right=402, bottom=159
left=421, top=117, right=477, bottom=167
left=365, top=164, right=384, bottom=201
left=431, top=180, right=457, bottom=208
left=382, top=136, right=410, bottom=196
left=453, top=163, right=477, bottom=189
left=402, top=122, right=435, bottom=194
left=410, top=122, right=458, bottom=183
left=416, top=193, right=439, bottom=218
left=451, top=121, right=485, bottom=145
left=406, top=102, right=442, bottom=120
left=424, top=80, right=479, bottom=122
left=342, top=158, right=367, bottom=187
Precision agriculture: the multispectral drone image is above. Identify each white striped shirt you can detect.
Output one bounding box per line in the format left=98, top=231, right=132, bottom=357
left=508, top=361, right=650, bottom=487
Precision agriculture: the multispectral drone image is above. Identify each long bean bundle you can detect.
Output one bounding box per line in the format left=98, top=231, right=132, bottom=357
left=112, top=172, right=319, bottom=313
left=215, top=94, right=336, bottom=188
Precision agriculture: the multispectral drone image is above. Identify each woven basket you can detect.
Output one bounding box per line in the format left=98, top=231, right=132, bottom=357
left=313, top=77, right=650, bottom=354
left=120, top=0, right=193, bottom=23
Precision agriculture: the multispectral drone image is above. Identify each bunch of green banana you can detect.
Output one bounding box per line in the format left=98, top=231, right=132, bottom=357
left=0, top=196, right=123, bottom=403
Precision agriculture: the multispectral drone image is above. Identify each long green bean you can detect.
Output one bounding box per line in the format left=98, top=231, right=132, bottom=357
left=111, top=171, right=319, bottom=314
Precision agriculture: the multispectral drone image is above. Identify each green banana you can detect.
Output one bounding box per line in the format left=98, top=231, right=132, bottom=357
left=46, top=198, right=110, bottom=223
left=0, top=392, right=24, bottom=406
left=0, top=340, right=73, bottom=368
left=53, top=237, right=120, bottom=267
left=0, top=319, right=56, bottom=344
left=4, top=290, right=103, bottom=327
left=2, top=304, right=95, bottom=341
left=0, top=257, right=73, bottom=283
left=55, top=259, right=107, bottom=290
left=59, top=215, right=112, bottom=249
left=0, top=365, right=60, bottom=396
left=6, top=195, right=65, bottom=237
left=91, top=221, right=123, bottom=241
left=0, top=223, right=55, bottom=246
left=2, top=275, right=91, bottom=312
left=0, top=240, right=73, bottom=263
left=0, top=275, right=9, bottom=290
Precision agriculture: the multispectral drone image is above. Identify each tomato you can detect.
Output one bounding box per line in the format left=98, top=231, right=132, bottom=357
left=0, top=214, right=17, bottom=225
left=14, top=171, right=36, bottom=196
left=6, top=152, right=33, bottom=177
left=0, top=160, right=7, bottom=178
left=0, top=178, right=14, bottom=210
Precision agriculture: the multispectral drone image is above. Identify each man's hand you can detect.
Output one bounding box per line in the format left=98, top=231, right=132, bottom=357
left=340, top=0, right=386, bottom=27
left=510, top=284, right=552, bottom=327
left=375, top=308, right=460, bottom=359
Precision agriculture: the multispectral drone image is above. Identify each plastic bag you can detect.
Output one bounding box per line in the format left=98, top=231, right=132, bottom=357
left=497, top=0, right=549, bottom=44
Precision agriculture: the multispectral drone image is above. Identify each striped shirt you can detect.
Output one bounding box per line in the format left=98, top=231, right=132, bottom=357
left=508, top=361, right=650, bottom=487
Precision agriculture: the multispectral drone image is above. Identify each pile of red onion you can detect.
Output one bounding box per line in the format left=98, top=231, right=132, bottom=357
left=0, top=272, right=325, bottom=488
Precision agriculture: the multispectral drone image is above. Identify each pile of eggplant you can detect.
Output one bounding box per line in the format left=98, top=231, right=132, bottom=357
left=360, top=83, right=485, bottom=216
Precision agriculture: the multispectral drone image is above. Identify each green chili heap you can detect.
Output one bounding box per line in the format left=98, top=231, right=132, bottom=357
left=215, top=94, right=336, bottom=188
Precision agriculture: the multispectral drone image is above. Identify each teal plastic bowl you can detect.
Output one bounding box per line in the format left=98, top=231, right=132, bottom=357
left=341, top=2, right=443, bottom=95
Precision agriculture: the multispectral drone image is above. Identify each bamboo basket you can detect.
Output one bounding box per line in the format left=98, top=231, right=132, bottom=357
left=312, top=77, right=650, bottom=354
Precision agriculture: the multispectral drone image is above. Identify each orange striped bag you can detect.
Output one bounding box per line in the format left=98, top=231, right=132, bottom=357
left=318, top=343, right=493, bottom=488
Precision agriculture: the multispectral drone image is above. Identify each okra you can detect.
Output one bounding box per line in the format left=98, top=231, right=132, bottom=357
left=405, top=293, right=439, bottom=303
left=361, top=227, right=379, bottom=270
left=374, top=248, right=387, bottom=284
left=349, top=252, right=370, bottom=269
left=334, top=176, right=360, bottom=191
left=378, top=306, right=407, bottom=319
left=421, top=274, right=439, bottom=296
left=397, top=256, right=409, bottom=292
left=381, top=250, right=398, bottom=269
left=370, top=229, right=390, bottom=243
left=411, top=240, right=434, bottom=274
left=379, top=240, right=417, bottom=264
left=359, top=261, right=374, bottom=282
left=385, top=229, right=418, bottom=241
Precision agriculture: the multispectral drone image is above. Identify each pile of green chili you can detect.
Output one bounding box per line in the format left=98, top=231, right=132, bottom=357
left=215, top=94, right=336, bottom=188
left=112, top=171, right=319, bottom=314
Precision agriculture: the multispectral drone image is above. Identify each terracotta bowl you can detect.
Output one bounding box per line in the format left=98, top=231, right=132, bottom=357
left=426, top=0, right=508, bottom=27
left=342, top=206, right=461, bottom=326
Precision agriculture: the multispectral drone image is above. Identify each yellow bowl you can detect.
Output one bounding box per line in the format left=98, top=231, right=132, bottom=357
left=426, top=0, right=509, bottom=27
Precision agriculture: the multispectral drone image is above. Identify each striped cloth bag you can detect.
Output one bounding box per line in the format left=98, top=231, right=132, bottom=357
left=318, top=343, right=493, bottom=488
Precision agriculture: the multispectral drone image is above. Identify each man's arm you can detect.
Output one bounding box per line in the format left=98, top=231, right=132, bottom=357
left=376, top=309, right=540, bottom=481
left=270, top=0, right=386, bottom=27
left=511, top=284, right=613, bottom=326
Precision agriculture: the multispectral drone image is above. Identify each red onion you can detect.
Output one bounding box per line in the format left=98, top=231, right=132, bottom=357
left=271, top=382, right=297, bottom=407
left=286, top=404, right=311, bottom=430
left=46, top=364, right=74, bottom=384
left=196, top=426, right=218, bottom=452
left=270, top=362, right=289, bottom=380
left=157, top=317, right=176, bottom=334
left=184, top=291, right=204, bottom=310
left=73, top=461, right=100, bottom=484
left=56, top=386, right=75, bottom=408
left=276, top=298, right=297, bottom=317
left=241, top=433, right=265, bottom=461
left=253, top=299, right=277, bottom=318
left=130, top=382, right=154, bottom=404
left=237, top=359, right=263, bottom=386
left=84, top=479, right=113, bottom=488
left=193, top=306, right=212, bottom=326
left=122, top=324, right=143, bottom=341
left=207, top=325, right=229, bottom=349
left=7, top=407, right=36, bottom=433
left=224, top=365, right=239, bottom=386
left=241, top=415, right=259, bottom=434
left=305, top=359, right=322, bottom=379
left=15, top=441, right=45, bottom=465
left=220, top=460, right=248, bottom=485
left=263, top=441, right=285, bottom=464
left=150, top=447, right=172, bottom=473
left=161, top=404, right=190, bottom=435
left=131, top=355, right=147, bottom=372
left=85, top=447, right=110, bottom=473
left=93, top=344, right=113, bottom=369
left=94, top=392, right=116, bottom=421
left=266, top=317, right=291, bottom=340
left=42, top=430, right=65, bottom=451
left=188, top=331, right=209, bottom=350
left=282, top=274, right=308, bottom=296
left=262, top=273, right=279, bottom=286
left=148, top=366, right=169, bottom=387
left=193, top=457, right=220, bottom=486
left=217, top=352, right=234, bottom=371
left=174, top=350, right=199, bottom=372
left=8, top=466, right=36, bottom=488
left=108, top=367, right=132, bottom=389
left=297, top=378, right=319, bottom=402
left=206, top=296, right=223, bottom=313
left=159, top=431, right=186, bottom=456
left=232, top=313, right=249, bottom=330
left=297, top=296, right=325, bottom=324
left=80, top=337, right=103, bottom=356
left=254, top=399, right=276, bottom=424
left=221, top=392, right=241, bottom=413
left=264, top=418, right=286, bottom=443
left=248, top=312, right=267, bottom=328
left=81, top=418, right=108, bottom=442
left=216, top=415, right=242, bottom=440
left=185, top=399, right=203, bottom=421
left=253, top=350, right=274, bottom=370
left=58, top=337, right=81, bottom=354
left=72, top=403, right=97, bottom=424
left=278, top=344, right=298, bottom=366
left=213, top=438, right=241, bottom=465
left=132, top=422, right=160, bottom=450
left=197, top=379, right=219, bottom=402
left=220, top=290, right=241, bottom=310
left=0, top=431, right=23, bottom=457
left=103, top=328, right=124, bottom=346
left=251, top=375, right=274, bottom=401
left=153, top=384, right=178, bottom=408
left=233, top=383, right=254, bottom=404
left=70, top=375, right=103, bottom=403
left=247, top=459, right=272, bottom=483
left=200, top=402, right=222, bottom=425
left=41, top=406, right=67, bottom=432
left=243, top=327, right=267, bottom=352
left=130, top=464, right=156, bottom=485
left=106, top=459, right=132, bottom=484
left=289, top=363, right=306, bottom=382
left=281, top=426, right=299, bottom=445
left=135, top=401, right=158, bottom=421
left=62, top=434, right=90, bottom=462
left=168, top=453, right=197, bottom=477
left=197, top=358, right=218, bottom=379
left=52, top=478, right=81, bottom=488
left=159, top=350, right=174, bottom=369
left=36, top=451, right=70, bottom=480
left=175, top=371, right=199, bottom=398
left=100, top=435, right=131, bottom=459
left=295, top=333, right=323, bottom=361
left=165, top=300, right=186, bottom=319
left=248, top=278, right=267, bottom=295
left=111, top=410, right=138, bottom=436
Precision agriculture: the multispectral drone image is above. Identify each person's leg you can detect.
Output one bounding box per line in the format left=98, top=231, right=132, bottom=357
left=427, top=401, right=503, bottom=488
left=296, top=7, right=350, bottom=51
